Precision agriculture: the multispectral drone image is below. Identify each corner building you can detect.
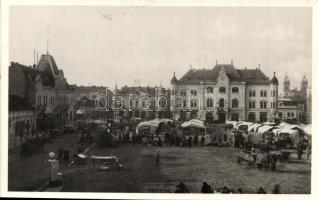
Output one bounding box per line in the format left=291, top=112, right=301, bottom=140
left=170, top=62, right=279, bottom=123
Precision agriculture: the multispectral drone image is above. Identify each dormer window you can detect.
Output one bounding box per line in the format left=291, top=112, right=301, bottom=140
left=207, top=87, right=213, bottom=93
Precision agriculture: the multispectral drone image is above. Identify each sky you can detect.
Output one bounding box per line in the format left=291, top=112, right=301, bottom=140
left=9, top=6, right=312, bottom=92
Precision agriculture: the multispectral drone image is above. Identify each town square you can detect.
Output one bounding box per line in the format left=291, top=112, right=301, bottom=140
left=4, top=4, right=313, bottom=195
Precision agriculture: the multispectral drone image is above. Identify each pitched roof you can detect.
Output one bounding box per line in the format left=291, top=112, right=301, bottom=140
left=36, top=54, right=59, bottom=85
left=177, top=64, right=271, bottom=84
left=10, top=62, right=55, bottom=87
left=9, top=95, right=34, bottom=112
left=237, top=69, right=271, bottom=84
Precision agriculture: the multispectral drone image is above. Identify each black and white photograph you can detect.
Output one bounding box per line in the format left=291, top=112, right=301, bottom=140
left=0, top=0, right=317, bottom=199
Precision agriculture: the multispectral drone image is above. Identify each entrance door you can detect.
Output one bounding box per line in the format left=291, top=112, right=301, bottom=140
left=231, top=113, right=239, bottom=121
left=218, top=112, right=226, bottom=123
left=206, top=112, right=213, bottom=123
left=260, top=112, right=267, bottom=123
left=248, top=112, right=256, bottom=122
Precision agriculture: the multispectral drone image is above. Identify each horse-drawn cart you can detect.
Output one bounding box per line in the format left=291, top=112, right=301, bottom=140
left=237, top=151, right=256, bottom=167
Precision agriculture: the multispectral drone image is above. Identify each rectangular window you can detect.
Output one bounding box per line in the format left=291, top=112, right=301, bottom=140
left=260, top=101, right=267, bottom=109
left=38, top=95, right=41, bottom=105
left=260, top=90, right=267, bottom=97
left=180, top=90, right=187, bottom=96
left=191, top=90, right=197, bottom=96
left=249, top=101, right=255, bottom=108
left=191, top=100, right=197, bottom=108
left=43, top=96, right=47, bottom=105
left=249, top=90, right=256, bottom=97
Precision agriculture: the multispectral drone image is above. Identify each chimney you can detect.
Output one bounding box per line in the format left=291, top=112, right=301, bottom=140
left=258, top=64, right=261, bottom=69
left=231, top=59, right=233, bottom=65
left=216, top=60, right=218, bottom=65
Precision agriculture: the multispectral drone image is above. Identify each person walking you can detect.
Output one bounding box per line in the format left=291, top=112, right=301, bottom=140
left=272, top=184, right=281, bottom=194
left=201, top=182, right=211, bottom=193
left=188, top=136, right=192, bottom=148
left=200, top=136, right=205, bottom=146
left=194, top=134, right=198, bottom=146
left=257, top=187, right=267, bottom=194
left=175, top=182, right=189, bottom=193
left=297, top=142, right=303, bottom=160
left=156, top=149, right=160, bottom=165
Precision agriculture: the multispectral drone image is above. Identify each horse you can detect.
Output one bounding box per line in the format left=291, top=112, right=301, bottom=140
left=255, top=153, right=276, bottom=172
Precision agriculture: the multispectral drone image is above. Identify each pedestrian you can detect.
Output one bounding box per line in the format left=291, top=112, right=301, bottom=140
left=158, top=137, right=162, bottom=147
left=297, top=142, right=303, bottom=160
left=200, top=136, right=205, bottom=146
left=156, top=149, right=160, bottom=165
left=271, top=156, right=277, bottom=172
left=257, top=187, right=267, bottom=194
left=221, top=186, right=230, bottom=193
left=57, top=147, right=64, bottom=162
left=237, top=188, right=243, bottom=193
left=307, top=142, right=311, bottom=160
left=39, top=133, right=45, bottom=152
left=194, top=134, right=198, bottom=146
left=201, top=182, right=211, bottom=193
left=63, top=150, right=70, bottom=164
left=272, top=184, right=281, bottom=194
left=188, top=136, right=192, bottom=148
left=174, top=182, right=189, bottom=193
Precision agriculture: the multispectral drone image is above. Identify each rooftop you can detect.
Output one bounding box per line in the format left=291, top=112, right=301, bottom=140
left=176, top=64, right=271, bottom=85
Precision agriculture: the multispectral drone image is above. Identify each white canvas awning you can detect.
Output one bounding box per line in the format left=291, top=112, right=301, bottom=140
left=278, top=122, right=290, bottom=128
left=76, top=109, right=85, bottom=114
left=248, top=123, right=263, bottom=132
left=237, top=122, right=254, bottom=130
left=136, top=118, right=172, bottom=134
left=262, top=121, right=276, bottom=126
left=301, top=124, right=312, bottom=135
left=181, top=119, right=206, bottom=129
left=257, top=125, right=278, bottom=134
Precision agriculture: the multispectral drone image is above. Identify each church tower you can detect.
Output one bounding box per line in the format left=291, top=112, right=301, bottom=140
left=301, top=75, right=308, bottom=94
left=283, top=75, right=290, bottom=97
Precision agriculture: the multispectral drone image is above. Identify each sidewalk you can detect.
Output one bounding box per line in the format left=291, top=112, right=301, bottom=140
left=8, top=132, right=87, bottom=191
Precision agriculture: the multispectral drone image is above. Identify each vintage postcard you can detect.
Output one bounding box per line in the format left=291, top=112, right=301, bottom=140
left=0, top=0, right=317, bottom=199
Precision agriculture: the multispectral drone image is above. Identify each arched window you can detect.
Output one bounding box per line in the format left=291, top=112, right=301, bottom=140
left=232, top=87, right=239, bottom=93
left=191, top=99, right=197, bottom=108
left=219, top=87, right=226, bottom=93
left=219, top=98, right=225, bottom=108
left=232, top=98, right=239, bottom=108
left=207, top=98, right=213, bottom=108
left=207, top=87, right=213, bottom=93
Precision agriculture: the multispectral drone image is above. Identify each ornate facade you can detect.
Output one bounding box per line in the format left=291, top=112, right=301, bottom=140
left=170, top=61, right=279, bottom=123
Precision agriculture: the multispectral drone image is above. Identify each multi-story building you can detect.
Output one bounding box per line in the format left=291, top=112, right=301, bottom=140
left=282, top=75, right=310, bottom=123
left=8, top=95, right=34, bottom=149
left=9, top=52, right=77, bottom=133
left=73, top=85, right=111, bottom=101
left=276, top=98, right=299, bottom=123
left=113, top=85, right=170, bottom=121
left=170, top=61, right=279, bottom=123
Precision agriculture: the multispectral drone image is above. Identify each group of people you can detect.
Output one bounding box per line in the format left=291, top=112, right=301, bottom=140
left=57, top=147, right=70, bottom=164
left=20, top=133, right=46, bottom=156
left=174, top=182, right=281, bottom=194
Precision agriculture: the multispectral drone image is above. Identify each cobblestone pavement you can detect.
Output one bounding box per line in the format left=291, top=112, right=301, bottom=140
left=8, top=132, right=88, bottom=191
left=61, top=144, right=311, bottom=193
